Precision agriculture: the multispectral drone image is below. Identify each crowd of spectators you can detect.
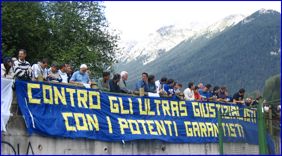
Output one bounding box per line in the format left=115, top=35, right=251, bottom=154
left=1, top=49, right=259, bottom=106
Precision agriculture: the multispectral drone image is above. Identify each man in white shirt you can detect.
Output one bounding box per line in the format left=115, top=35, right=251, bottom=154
left=155, top=77, right=167, bottom=93
left=184, top=82, right=195, bottom=101
left=31, top=58, right=48, bottom=81
left=58, top=64, right=68, bottom=83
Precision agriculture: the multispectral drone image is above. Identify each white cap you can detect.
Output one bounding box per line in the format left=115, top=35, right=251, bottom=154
left=80, top=64, right=88, bottom=69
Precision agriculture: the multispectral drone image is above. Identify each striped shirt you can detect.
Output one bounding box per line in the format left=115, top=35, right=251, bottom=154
left=13, top=59, right=32, bottom=80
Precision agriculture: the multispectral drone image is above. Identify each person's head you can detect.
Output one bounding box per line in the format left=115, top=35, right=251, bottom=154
left=3, top=57, right=12, bottom=68
left=204, top=84, right=212, bottom=92
left=103, top=71, right=110, bottom=81
left=194, top=86, right=199, bottom=93
left=213, top=86, right=220, bottom=93
left=3, top=57, right=12, bottom=76
left=59, top=64, right=67, bottom=72
left=160, top=77, right=167, bottom=84
left=18, top=49, right=27, bottom=61
left=245, top=97, right=253, bottom=105
left=175, top=83, right=182, bottom=89
left=167, top=79, right=175, bottom=87
left=198, top=83, right=204, bottom=89
left=239, top=88, right=245, bottom=96
left=40, top=58, right=49, bottom=69
left=50, top=63, right=58, bottom=73
left=113, top=73, right=121, bottom=83
left=79, top=64, right=88, bottom=74
left=148, top=75, right=155, bottom=83
left=188, top=82, right=195, bottom=89
left=65, top=64, right=73, bottom=74
left=142, top=72, right=148, bottom=82
left=120, top=71, right=128, bottom=81
left=220, top=86, right=227, bottom=93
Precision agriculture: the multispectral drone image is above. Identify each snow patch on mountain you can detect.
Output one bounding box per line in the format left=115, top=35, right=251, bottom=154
left=194, top=14, right=245, bottom=39
left=258, top=8, right=277, bottom=14
left=117, top=22, right=207, bottom=64
left=117, top=14, right=246, bottom=65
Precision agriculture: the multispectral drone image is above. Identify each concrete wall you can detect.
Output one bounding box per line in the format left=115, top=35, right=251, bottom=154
left=2, top=116, right=261, bottom=155
left=2, top=94, right=279, bottom=155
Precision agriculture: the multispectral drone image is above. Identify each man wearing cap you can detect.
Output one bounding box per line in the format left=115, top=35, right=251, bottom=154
left=70, top=64, right=91, bottom=84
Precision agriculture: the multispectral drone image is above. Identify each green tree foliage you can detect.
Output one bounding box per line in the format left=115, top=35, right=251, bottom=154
left=263, top=74, right=281, bottom=102
left=2, top=2, right=119, bottom=75
left=2, top=2, right=50, bottom=60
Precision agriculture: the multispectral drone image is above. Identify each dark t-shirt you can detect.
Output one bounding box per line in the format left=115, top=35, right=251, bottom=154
left=233, top=92, right=244, bottom=101
left=109, top=79, right=121, bottom=93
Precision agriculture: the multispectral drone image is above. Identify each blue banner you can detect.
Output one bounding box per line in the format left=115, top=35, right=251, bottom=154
left=15, top=80, right=272, bottom=148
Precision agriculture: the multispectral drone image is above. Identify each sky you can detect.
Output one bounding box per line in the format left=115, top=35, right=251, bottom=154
left=103, top=1, right=281, bottom=42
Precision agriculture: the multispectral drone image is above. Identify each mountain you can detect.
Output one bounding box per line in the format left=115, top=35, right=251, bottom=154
left=116, top=14, right=245, bottom=65
left=116, top=22, right=208, bottom=65
left=115, top=9, right=281, bottom=94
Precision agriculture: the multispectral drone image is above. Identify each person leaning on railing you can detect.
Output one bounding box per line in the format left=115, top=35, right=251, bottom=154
left=232, top=88, right=245, bottom=104
left=109, top=73, right=122, bottom=93
left=184, top=82, right=195, bottom=101
left=69, top=64, right=91, bottom=85
left=148, top=75, right=157, bottom=93
left=31, top=58, right=48, bottom=81
left=217, top=86, right=229, bottom=102
left=135, top=72, right=149, bottom=92
left=97, top=71, right=110, bottom=91
left=119, top=71, right=133, bottom=94
left=194, top=86, right=202, bottom=101
left=174, top=83, right=184, bottom=100
left=47, top=63, right=62, bottom=83
left=163, top=79, right=175, bottom=97
left=155, top=77, right=167, bottom=94
left=199, top=84, right=212, bottom=101
left=58, top=64, right=69, bottom=83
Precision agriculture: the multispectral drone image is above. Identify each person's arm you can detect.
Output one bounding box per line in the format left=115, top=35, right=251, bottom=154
left=97, top=79, right=110, bottom=91
left=57, top=74, right=62, bottom=82
left=232, top=94, right=244, bottom=104
left=233, top=99, right=244, bottom=104
left=120, top=86, right=132, bottom=94
left=69, top=73, right=80, bottom=84
left=135, top=81, right=141, bottom=91
left=43, top=69, right=48, bottom=80
left=27, top=63, right=32, bottom=78
left=33, top=65, right=39, bottom=80
left=97, top=79, right=103, bottom=89
left=87, top=75, right=91, bottom=84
